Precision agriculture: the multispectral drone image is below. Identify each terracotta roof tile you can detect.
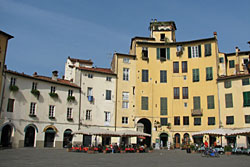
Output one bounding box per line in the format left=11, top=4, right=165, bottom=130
left=69, top=57, right=93, bottom=65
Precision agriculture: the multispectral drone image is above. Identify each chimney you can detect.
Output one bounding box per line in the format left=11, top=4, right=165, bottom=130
left=33, top=72, right=37, bottom=77
left=52, top=70, right=58, bottom=81
left=213, top=32, right=217, bottom=39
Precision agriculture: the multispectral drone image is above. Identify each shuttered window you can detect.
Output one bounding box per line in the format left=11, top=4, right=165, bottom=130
left=243, top=91, right=250, bottom=107
left=192, top=69, right=200, bottom=82
left=142, top=70, right=149, bottom=82
left=205, top=43, right=211, bottom=56
left=207, top=95, right=215, bottom=109
left=193, top=96, right=201, bottom=110
left=225, top=93, right=233, bottom=108
left=160, top=97, right=168, bottom=115
left=229, top=60, right=235, bottom=68
left=173, top=62, right=179, bottom=73
left=160, top=70, right=167, bottom=83
left=188, top=45, right=201, bottom=58
left=160, top=118, right=168, bottom=126
left=174, top=88, right=180, bottom=99
left=242, top=78, right=250, bottom=86
left=157, top=48, right=170, bottom=60
left=226, top=116, right=234, bottom=125
left=224, top=81, right=231, bottom=88
left=182, top=87, right=188, bottom=99
left=141, top=96, right=148, bottom=110
left=194, top=118, right=201, bottom=126
left=208, top=117, right=215, bottom=125
left=206, top=67, right=213, bottom=81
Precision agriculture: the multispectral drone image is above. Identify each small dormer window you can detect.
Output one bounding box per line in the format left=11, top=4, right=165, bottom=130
left=160, top=34, right=165, bottom=41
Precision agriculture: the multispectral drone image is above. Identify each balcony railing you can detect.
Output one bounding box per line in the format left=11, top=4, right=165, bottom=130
left=191, top=109, right=203, bottom=116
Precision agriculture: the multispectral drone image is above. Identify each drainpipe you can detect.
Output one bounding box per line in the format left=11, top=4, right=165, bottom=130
left=114, top=54, right=118, bottom=131
left=0, top=70, right=6, bottom=117
left=78, top=69, right=82, bottom=130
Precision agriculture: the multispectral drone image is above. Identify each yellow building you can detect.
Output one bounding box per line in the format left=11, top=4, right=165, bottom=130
left=217, top=49, right=250, bottom=147
left=0, top=30, right=13, bottom=100
left=112, top=20, right=220, bottom=147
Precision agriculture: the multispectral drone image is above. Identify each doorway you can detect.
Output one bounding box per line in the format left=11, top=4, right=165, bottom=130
left=174, top=133, right=180, bottom=148
left=1, top=125, right=12, bottom=147
left=63, top=129, right=72, bottom=148
left=137, top=118, right=151, bottom=146
left=160, top=133, right=168, bottom=147
left=24, top=126, right=35, bottom=147
left=44, top=128, right=55, bottom=147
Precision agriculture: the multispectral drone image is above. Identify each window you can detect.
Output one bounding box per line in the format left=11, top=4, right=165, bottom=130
left=207, top=95, right=215, bottom=109
left=206, top=67, right=213, bottom=81
left=160, top=70, right=167, bottom=83
left=160, top=97, right=168, bottom=115
left=208, top=117, right=215, bottom=125
left=123, top=68, right=129, bottom=81
left=205, top=43, right=211, bottom=56
left=226, top=116, right=234, bottom=125
left=88, top=74, right=93, bottom=78
left=192, top=69, right=200, bottom=82
left=160, top=118, right=168, bottom=126
left=141, top=96, right=148, bottom=110
left=194, top=118, right=201, bottom=126
left=182, top=87, right=188, bottom=99
left=67, top=108, right=73, bottom=119
left=193, top=96, right=201, bottom=110
left=243, top=58, right=248, bottom=65
left=188, top=45, right=201, bottom=58
left=160, top=33, right=165, bottom=41
left=142, top=47, right=148, bottom=59
left=7, top=98, right=14, bottom=112
left=243, top=91, right=250, bottom=107
left=122, top=117, right=128, bottom=124
left=174, top=116, right=180, bottom=126
left=182, top=61, right=187, bottom=73
left=104, top=112, right=110, bottom=122
left=225, top=93, right=233, bottom=108
left=122, top=92, right=129, bottom=109
left=173, top=62, right=179, bottom=73
left=30, top=102, right=36, bottom=116
left=68, top=90, right=73, bottom=97
left=157, top=48, right=170, bottom=60
left=219, top=57, right=224, bottom=63
left=106, top=77, right=112, bottom=81
left=50, top=86, right=56, bottom=93
left=87, top=87, right=93, bottom=96
left=242, top=78, right=250, bottom=85
left=32, top=82, right=37, bottom=90
left=106, top=90, right=111, bottom=100
left=183, top=116, right=189, bottom=125
left=229, top=60, right=235, bottom=68
left=123, top=58, right=130, bottom=63
left=224, top=81, right=231, bottom=88
left=174, top=87, right=180, bottom=99
left=142, top=70, right=149, bottom=82
left=10, top=77, right=16, bottom=86
left=49, top=105, right=55, bottom=118
left=86, top=110, right=91, bottom=120
left=245, top=115, right=250, bottom=124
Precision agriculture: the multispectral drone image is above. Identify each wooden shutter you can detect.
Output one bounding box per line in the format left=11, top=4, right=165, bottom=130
left=205, top=43, right=211, bottom=56
left=198, top=45, right=201, bottom=57
left=193, top=96, right=200, bottom=109
left=167, top=48, right=170, bottom=60
left=157, top=48, right=160, bottom=60
left=188, top=47, right=191, bottom=58
left=160, top=97, right=168, bottom=115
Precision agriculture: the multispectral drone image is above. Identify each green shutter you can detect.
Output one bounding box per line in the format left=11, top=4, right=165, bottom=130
left=207, top=96, right=215, bottom=109
left=160, top=97, right=168, bottom=115
left=198, top=45, right=201, bottom=57
left=141, top=96, right=148, bottom=110
left=157, top=48, right=160, bottom=60
left=225, top=94, right=233, bottom=108
left=243, top=92, right=250, bottom=107
left=193, top=96, right=201, bottom=110
left=205, top=44, right=211, bottom=56
left=167, top=48, right=170, bottom=60
left=188, top=47, right=191, bottom=58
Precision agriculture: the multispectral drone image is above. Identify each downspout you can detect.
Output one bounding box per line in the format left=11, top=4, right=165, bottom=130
left=0, top=70, right=6, bottom=117
left=78, top=69, right=82, bottom=130
left=114, top=55, right=118, bottom=131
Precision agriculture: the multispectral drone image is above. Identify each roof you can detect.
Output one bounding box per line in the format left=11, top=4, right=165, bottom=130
left=68, top=57, right=93, bottom=65
left=115, top=52, right=136, bottom=58
left=0, top=30, right=14, bottom=39
left=149, top=21, right=177, bottom=31
left=76, top=66, right=116, bottom=76
left=225, top=51, right=250, bottom=57
left=6, top=70, right=80, bottom=88
left=130, top=36, right=155, bottom=49
left=136, top=37, right=216, bottom=46
left=217, top=73, right=250, bottom=81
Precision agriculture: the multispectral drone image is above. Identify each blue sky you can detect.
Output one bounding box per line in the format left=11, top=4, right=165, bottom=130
left=1, top=0, right=250, bottom=77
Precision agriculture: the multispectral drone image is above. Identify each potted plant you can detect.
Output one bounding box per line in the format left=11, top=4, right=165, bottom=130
left=148, top=146, right=153, bottom=153
left=190, top=144, right=196, bottom=153
left=9, top=85, right=19, bottom=92
left=224, top=145, right=232, bottom=155
left=49, top=92, right=58, bottom=98
left=167, top=123, right=171, bottom=129
left=31, top=89, right=40, bottom=98
left=67, top=96, right=75, bottom=102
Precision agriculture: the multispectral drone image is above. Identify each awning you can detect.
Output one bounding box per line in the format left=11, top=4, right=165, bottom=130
left=227, top=128, right=250, bottom=136
left=192, top=128, right=233, bottom=136
left=72, top=126, right=120, bottom=136
left=116, top=130, right=151, bottom=137
left=43, top=125, right=58, bottom=133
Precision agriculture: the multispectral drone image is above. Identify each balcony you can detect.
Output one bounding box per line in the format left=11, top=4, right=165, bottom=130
left=191, top=109, right=203, bottom=116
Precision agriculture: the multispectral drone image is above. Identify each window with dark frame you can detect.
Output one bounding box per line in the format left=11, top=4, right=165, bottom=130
left=182, top=87, right=188, bottom=99
left=160, top=97, right=168, bottom=115
left=142, top=70, right=149, bottom=82
left=183, top=116, right=189, bottom=125
left=208, top=117, right=215, bottom=125
left=192, top=69, right=200, bottom=82
left=245, top=115, right=250, bottom=124
left=243, top=91, right=250, bottom=107
left=225, top=93, right=233, bottom=108
left=30, top=102, right=36, bottom=116
left=194, top=118, right=201, bottom=126
left=193, top=96, right=201, bottom=110
left=122, top=117, right=128, bottom=124
left=224, top=81, right=231, bottom=88
left=207, top=95, right=215, bottom=109
left=229, top=60, right=235, bottom=68
left=7, top=98, right=15, bottom=112
left=141, top=96, right=148, bottom=110
left=160, top=70, right=167, bottom=83
left=86, top=110, right=91, bottom=120
left=226, top=116, right=234, bottom=125
left=206, top=67, right=213, bottom=81
left=173, top=62, right=179, bottom=73
left=182, top=61, right=187, bottom=73
left=174, top=87, right=180, bottom=99
left=174, top=116, right=180, bottom=126
left=106, top=90, right=111, bottom=100
left=160, top=34, right=165, bottom=41
left=242, top=78, right=250, bottom=86
left=160, top=118, right=168, bottom=126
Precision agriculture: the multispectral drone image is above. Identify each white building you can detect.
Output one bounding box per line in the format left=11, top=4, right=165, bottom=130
left=0, top=70, right=81, bottom=148
left=65, top=57, right=117, bottom=146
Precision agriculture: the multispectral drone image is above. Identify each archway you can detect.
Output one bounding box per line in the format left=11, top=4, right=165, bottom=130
left=160, top=133, right=168, bottom=147
left=1, top=125, right=12, bottom=147
left=24, top=126, right=35, bottom=147
left=137, top=118, right=151, bottom=146
left=63, top=129, right=72, bottom=148
left=174, top=133, right=180, bottom=148
left=183, top=133, right=190, bottom=145
left=44, top=128, right=56, bottom=147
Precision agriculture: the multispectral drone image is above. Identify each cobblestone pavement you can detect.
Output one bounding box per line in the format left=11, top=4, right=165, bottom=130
left=0, top=148, right=249, bottom=167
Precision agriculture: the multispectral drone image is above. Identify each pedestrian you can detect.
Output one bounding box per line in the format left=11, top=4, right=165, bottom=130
left=204, top=140, right=208, bottom=148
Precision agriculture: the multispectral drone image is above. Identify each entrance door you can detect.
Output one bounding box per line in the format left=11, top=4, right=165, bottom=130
left=160, top=133, right=168, bottom=147
left=44, top=128, right=55, bottom=147
left=24, top=126, right=35, bottom=147
left=174, top=133, right=180, bottom=148
left=63, top=129, right=72, bottom=148
left=1, top=125, right=12, bottom=147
